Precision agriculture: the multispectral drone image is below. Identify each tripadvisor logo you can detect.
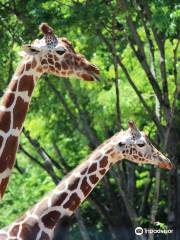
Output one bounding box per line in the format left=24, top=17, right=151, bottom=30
left=135, top=227, right=143, bottom=235
left=135, top=227, right=174, bottom=235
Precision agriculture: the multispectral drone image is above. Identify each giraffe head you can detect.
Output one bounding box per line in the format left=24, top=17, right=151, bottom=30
left=106, top=121, right=173, bottom=170
left=20, top=23, right=99, bottom=81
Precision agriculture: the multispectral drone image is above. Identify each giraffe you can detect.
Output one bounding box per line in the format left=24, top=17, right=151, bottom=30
left=0, top=23, right=99, bottom=200
left=0, top=121, right=172, bottom=240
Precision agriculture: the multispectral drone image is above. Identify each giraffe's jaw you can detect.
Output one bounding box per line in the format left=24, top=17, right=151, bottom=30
left=70, top=71, right=100, bottom=82
left=158, top=160, right=173, bottom=170
left=155, top=154, right=173, bottom=170
left=78, top=64, right=100, bottom=81
left=50, top=62, right=100, bottom=81
left=84, top=72, right=100, bottom=81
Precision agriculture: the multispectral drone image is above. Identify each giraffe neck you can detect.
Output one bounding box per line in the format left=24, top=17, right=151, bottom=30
left=0, top=56, right=41, bottom=199
left=1, top=138, right=123, bottom=240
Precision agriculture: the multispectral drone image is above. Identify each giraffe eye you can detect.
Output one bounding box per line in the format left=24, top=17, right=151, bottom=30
left=118, top=142, right=125, bottom=147
left=138, top=143, right=145, bottom=147
left=31, top=48, right=39, bottom=53
left=29, top=48, right=40, bottom=54
left=56, top=47, right=66, bottom=55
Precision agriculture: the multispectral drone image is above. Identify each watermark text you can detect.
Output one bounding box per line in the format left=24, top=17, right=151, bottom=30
left=135, top=227, right=173, bottom=236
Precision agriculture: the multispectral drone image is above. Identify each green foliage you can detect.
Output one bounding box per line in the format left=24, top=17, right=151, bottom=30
left=0, top=160, right=54, bottom=227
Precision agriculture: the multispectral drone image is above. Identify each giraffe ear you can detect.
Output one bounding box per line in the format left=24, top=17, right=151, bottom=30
left=128, top=120, right=141, bottom=138
left=128, top=120, right=137, bottom=130
left=21, top=44, right=40, bottom=55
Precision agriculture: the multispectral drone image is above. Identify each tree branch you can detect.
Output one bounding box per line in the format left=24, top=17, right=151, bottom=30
left=163, top=39, right=180, bottom=150
left=112, top=11, right=121, bottom=131
left=148, top=169, right=161, bottom=240
left=63, top=79, right=100, bottom=147
left=46, top=76, right=98, bottom=149
left=136, top=0, right=171, bottom=121
left=117, top=0, right=163, bottom=106
left=96, top=31, right=164, bottom=136
left=19, top=144, right=59, bottom=184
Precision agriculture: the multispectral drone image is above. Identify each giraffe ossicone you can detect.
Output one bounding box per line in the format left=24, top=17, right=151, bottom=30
left=0, top=23, right=100, bottom=200
left=0, top=121, right=172, bottom=240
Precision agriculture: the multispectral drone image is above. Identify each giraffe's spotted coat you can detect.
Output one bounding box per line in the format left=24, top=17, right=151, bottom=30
left=0, top=128, right=172, bottom=239
left=0, top=23, right=100, bottom=201
left=0, top=24, right=172, bottom=240
left=42, top=211, right=60, bottom=228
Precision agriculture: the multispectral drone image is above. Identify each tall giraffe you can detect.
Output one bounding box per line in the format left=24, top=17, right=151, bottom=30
left=0, top=121, right=172, bottom=240
left=0, top=23, right=99, bottom=200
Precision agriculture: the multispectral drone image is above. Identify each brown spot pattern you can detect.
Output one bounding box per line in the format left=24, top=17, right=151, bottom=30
left=48, top=58, right=54, bottom=65
left=81, top=177, right=91, bottom=196
left=8, top=80, right=18, bottom=91
left=27, top=224, right=40, bottom=240
left=0, top=136, right=3, bottom=148
left=106, top=148, right=114, bottom=154
left=41, top=211, right=60, bottom=229
left=19, top=224, right=31, bottom=238
left=64, top=53, right=73, bottom=60
left=80, top=166, right=88, bottom=175
left=39, top=232, right=50, bottom=240
left=0, top=136, right=18, bottom=172
left=89, top=175, right=99, bottom=184
left=53, top=192, right=68, bottom=207
left=9, top=225, right=19, bottom=236
left=68, top=177, right=80, bottom=191
left=61, top=38, right=75, bottom=53
left=48, top=54, right=53, bottom=58
left=99, top=169, right=106, bottom=175
left=13, top=96, right=29, bottom=129
left=19, top=223, right=40, bottom=240
left=36, top=67, right=43, bottom=73
left=100, top=156, right=108, bottom=168
left=55, top=62, right=61, bottom=70
left=133, top=149, right=137, bottom=154
left=41, top=59, right=48, bottom=65
left=54, top=55, right=58, bottom=61
left=88, top=163, right=97, bottom=173
left=49, top=66, right=55, bottom=72
left=26, top=63, right=31, bottom=71
left=1, top=93, right=15, bottom=108
left=67, top=70, right=73, bottom=75
left=18, top=75, right=34, bottom=96
left=63, top=193, right=81, bottom=211
left=0, top=112, right=11, bottom=132
left=85, top=64, right=99, bottom=75
left=61, top=61, right=68, bottom=70
left=0, top=177, right=9, bottom=198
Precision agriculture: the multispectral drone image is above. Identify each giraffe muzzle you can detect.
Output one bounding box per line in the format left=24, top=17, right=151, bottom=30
left=158, top=158, right=173, bottom=170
